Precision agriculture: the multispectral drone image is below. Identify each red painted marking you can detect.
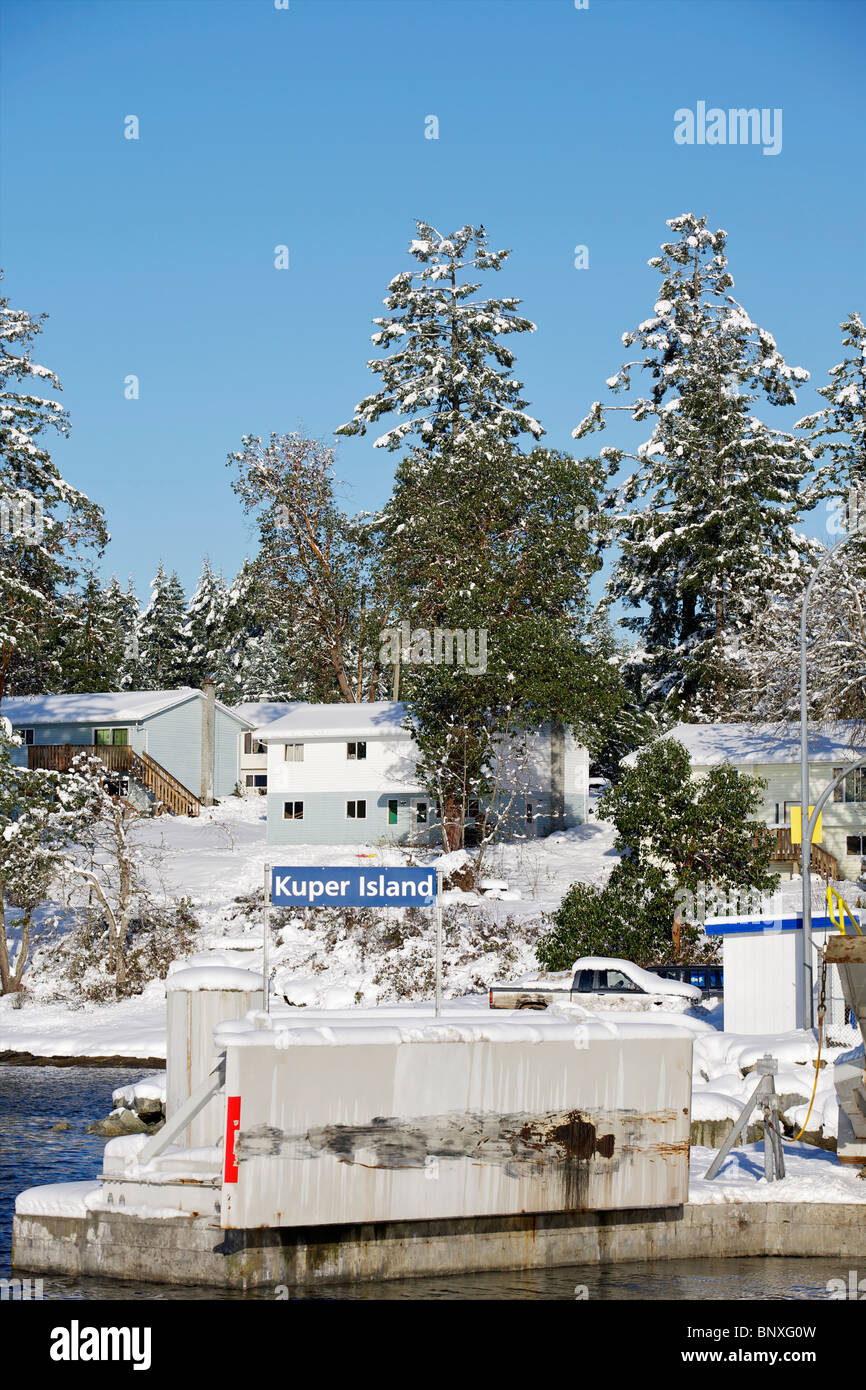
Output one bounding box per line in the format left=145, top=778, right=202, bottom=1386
left=224, top=1095, right=241, bottom=1184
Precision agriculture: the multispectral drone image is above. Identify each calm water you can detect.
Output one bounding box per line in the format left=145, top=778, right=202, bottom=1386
left=0, top=1065, right=850, bottom=1301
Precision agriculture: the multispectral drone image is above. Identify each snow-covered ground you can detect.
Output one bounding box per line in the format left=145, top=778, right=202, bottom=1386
left=689, top=1141, right=866, bottom=1203
left=2, top=797, right=863, bottom=1187
left=1, top=797, right=620, bottom=1047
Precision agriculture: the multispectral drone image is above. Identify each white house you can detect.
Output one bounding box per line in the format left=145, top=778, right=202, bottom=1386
left=624, top=722, right=866, bottom=881
left=258, top=702, right=589, bottom=847
left=232, top=702, right=303, bottom=796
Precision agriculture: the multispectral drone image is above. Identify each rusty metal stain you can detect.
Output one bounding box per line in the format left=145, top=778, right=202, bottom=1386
left=237, top=1107, right=627, bottom=1173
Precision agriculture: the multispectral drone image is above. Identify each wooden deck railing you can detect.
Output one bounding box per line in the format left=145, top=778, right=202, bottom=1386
left=27, top=744, right=201, bottom=817
left=772, top=826, right=839, bottom=881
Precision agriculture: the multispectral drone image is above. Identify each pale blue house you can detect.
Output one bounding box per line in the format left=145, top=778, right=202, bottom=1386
left=2, top=685, right=253, bottom=815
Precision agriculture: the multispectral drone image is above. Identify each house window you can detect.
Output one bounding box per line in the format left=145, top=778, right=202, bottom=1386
left=526, top=801, right=534, bottom=824
left=416, top=801, right=427, bottom=824
left=347, top=741, right=366, bottom=760
left=467, top=799, right=479, bottom=820
left=245, top=774, right=267, bottom=792
left=283, top=800, right=304, bottom=820
left=847, top=835, right=866, bottom=856
left=834, top=767, right=866, bottom=803
left=14, top=728, right=34, bottom=746
left=283, top=743, right=304, bottom=762
left=243, top=733, right=267, bottom=755
left=94, top=728, right=128, bottom=746
left=388, top=799, right=399, bottom=825
left=347, top=799, right=367, bottom=819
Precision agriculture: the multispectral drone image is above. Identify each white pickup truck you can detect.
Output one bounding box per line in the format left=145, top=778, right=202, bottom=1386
left=488, top=955, right=703, bottom=1013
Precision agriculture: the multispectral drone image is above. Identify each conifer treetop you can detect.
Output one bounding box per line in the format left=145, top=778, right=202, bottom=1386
left=795, top=310, right=866, bottom=487
left=337, top=221, right=543, bottom=452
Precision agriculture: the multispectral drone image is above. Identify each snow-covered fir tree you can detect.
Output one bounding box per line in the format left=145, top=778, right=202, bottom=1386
left=336, top=222, right=543, bottom=454
left=57, top=571, right=132, bottom=692
left=214, top=560, right=300, bottom=703
left=110, top=576, right=144, bottom=688
left=0, top=277, right=107, bottom=700
left=181, top=558, right=229, bottom=688
left=725, top=313, right=866, bottom=724
left=574, top=214, right=817, bottom=716
left=796, top=311, right=866, bottom=492
left=137, top=562, right=187, bottom=689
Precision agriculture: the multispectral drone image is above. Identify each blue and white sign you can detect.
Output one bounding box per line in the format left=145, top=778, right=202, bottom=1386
left=705, top=912, right=834, bottom=937
left=271, top=866, right=437, bottom=908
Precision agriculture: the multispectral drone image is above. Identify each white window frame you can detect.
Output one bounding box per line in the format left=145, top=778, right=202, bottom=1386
left=833, top=766, right=866, bottom=804
left=347, top=741, right=367, bottom=760
left=283, top=800, right=304, bottom=820
left=14, top=727, right=34, bottom=746
left=346, top=799, right=367, bottom=820
left=283, top=743, right=305, bottom=762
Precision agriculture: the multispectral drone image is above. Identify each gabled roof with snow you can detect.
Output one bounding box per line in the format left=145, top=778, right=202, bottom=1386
left=622, top=721, right=866, bottom=769
left=1, top=689, right=255, bottom=727
left=233, top=701, right=305, bottom=727
left=258, top=701, right=412, bottom=741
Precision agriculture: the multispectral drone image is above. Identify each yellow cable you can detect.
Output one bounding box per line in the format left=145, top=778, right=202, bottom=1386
left=790, top=1016, right=824, bottom=1142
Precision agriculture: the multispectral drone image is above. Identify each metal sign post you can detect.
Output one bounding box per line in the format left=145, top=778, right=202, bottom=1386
left=269, top=866, right=441, bottom=1012
left=434, top=866, right=443, bottom=1017
left=263, top=861, right=270, bottom=1014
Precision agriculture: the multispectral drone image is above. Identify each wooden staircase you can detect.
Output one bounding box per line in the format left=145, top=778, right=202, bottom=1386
left=771, top=826, right=839, bottom=881
left=28, top=745, right=201, bottom=817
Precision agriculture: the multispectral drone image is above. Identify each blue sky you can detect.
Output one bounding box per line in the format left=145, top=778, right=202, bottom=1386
left=1, top=0, right=863, bottom=604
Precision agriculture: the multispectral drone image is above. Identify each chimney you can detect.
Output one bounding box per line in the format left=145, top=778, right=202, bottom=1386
left=201, top=679, right=216, bottom=806
left=550, top=721, right=565, bottom=830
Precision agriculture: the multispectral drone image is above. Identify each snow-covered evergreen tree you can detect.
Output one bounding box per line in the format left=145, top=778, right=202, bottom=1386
left=0, top=277, right=107, bottom=700
left=796, top=311, right=866, bottom=491
left=181, top=558, right=229, bottom=688
left=110, top=576, right=144, bottom=689
left=57, top=571, right=129, bottom=691
left=336, top=222, right=542, bottom=454
left=574, top=214, right=818, bottom=715
left=214, top=560, right=300, bottom=703
left=137, top=562, right=187, bottom=689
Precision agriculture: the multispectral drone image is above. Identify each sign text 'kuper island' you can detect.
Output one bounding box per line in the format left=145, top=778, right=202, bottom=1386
left=270, top=866, right=437, bottom=908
